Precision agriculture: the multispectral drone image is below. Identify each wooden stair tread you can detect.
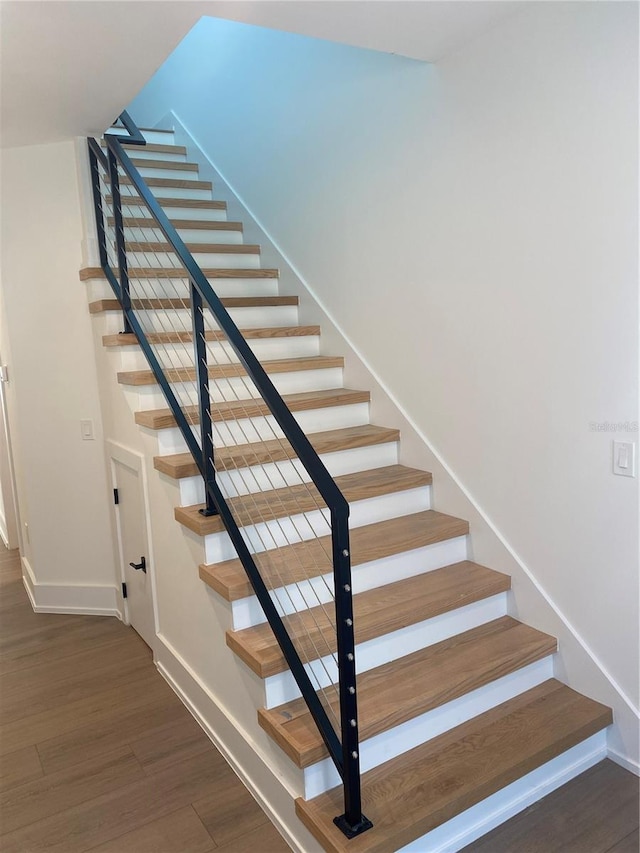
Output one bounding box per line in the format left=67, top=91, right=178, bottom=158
left=227, top=561, right=510, bottom=678
left=295, top=680, right=611, bottom=853
left=118, top=355, right=344, bottom=386
left=130, top=158, right=198, bottom=171
left=154, top=425, right=399, bottom=479
left=111, top=217, right=243, bottom=231
left=103, top=325, right=320, bottom=347
left=124, top=241, right=260, bottom=254
left=259, top=617, right=557, bottom=767
left=175, top=465, right=432, bottom=536
left=107, top=197, right=227, bottom=210
left=82, top=266, right=278, bottom=280
left=120, top=176, right=212, bottom=190
left=134, top=387, right=370, bottom=431
left=88, top=295, right=295, bottom=313
left=200, top=509, right=468, bottom=601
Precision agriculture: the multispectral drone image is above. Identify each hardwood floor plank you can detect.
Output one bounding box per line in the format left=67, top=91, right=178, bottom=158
left=607, top=828, right=640, bottom=853
left=462, top=760, right=639, bottom=853
left=0, top=582, right=31, bottom=611
left=1, top=648, right=153, bottom=725
left=2, top=630, right=149, bottom=698
left=214, top=822, right=291, bottom=852
left=0, top=615, right=128, bottom=676
left=0, top=671, right=175, bottom=756
left=0, top=551, right=20, bottom=587
left=130, top=716, right=223, bottom=776
left=0, top=745, right=43, bottom=792
left=36, top=693, right=193, bottom=776
left=0, top=745, right=145, bottom=835
left=0, top=749, right=233, bottom=852
left=86, top=805, right=216, bottom=853
left=0, top=604, right=82, bottom=644
left=192, top=774, right=271, bottom=846
left=0, top=547, right=286, bottom=851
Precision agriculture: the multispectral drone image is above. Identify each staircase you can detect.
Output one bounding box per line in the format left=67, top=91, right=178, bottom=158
left=85, top=123, right=612, bottom=852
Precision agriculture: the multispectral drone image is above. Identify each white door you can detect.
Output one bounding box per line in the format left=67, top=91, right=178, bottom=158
left=109, top=444, right=156, bottom=651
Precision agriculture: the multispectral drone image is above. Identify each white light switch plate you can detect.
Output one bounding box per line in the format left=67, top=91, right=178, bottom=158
left=80, top=419, right=95, bottom=441
left=612, top=440, right=636, bottom=477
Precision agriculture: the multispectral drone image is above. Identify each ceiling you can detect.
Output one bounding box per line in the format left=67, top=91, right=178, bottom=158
left=0, top=1, right=525, bottom=149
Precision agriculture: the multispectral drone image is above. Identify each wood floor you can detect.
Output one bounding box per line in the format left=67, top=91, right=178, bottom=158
left=463, top=758, right=639, bottom=852
left=0, top=543, right=637, bottom=853
left=0, top=545, right=291, bottom=852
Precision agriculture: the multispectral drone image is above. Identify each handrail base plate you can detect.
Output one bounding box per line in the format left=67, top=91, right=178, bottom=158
left=333, top=813, right=374, bottom=839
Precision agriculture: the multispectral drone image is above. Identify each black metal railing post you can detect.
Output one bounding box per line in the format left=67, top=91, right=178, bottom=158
left=190, top=280, right=218, bottom=517
left=107, top=148, right=133, bottom=335
left=331, top=509, right=372, bottom=838
left=87, top=146, right=110, bottom=272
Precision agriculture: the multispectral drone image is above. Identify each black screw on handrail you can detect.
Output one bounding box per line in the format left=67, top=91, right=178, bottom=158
left=87, top=112, right=372, bottom=839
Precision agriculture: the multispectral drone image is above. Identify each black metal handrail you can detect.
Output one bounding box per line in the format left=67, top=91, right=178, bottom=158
left=87, top=112, right=372, bottom=838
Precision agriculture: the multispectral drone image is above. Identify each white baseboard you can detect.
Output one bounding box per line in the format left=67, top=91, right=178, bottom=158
left=21, top=557, right=121, bottom=617
left=608, top=746, right=640, bottom=777
left=154, top=633, right=324, bottom=853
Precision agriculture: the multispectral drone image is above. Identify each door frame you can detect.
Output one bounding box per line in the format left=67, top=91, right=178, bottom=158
left=107, top=440, right=159, bottom=649
left=0, top=361, right=21, bottom=550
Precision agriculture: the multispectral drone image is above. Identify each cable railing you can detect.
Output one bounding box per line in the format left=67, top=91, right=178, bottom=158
left=87, top=112, right=372, bottom=838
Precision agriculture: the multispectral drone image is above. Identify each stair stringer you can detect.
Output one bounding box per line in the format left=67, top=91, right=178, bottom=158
left=164, top=110, right=638, bottom=774
left=85, top=278, right=325, bottom=853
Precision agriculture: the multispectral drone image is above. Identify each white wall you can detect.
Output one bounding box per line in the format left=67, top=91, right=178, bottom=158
left=0, top=141, right=118, bottom=607
left=130, top=4, right=639, bottom=756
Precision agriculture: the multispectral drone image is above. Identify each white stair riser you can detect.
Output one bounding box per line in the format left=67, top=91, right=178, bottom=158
left=98, top=306, right=300, bottom=338
left=117, top=334, right=320, bottom=371
left=135, top=166, right=201, bottom=181
left=303, top=656, right=555, bottom=798
left=398, top=732, right=607, bottom=853
left=122, top=184, right=212, bottom=201
left=140, top=130, right=176, bottom=145
left=94, top=302, right=298, bottom=335
left=203, top=487, right=432, bottom=564
left=264, top=593, right=508, bottom=708
left=85, top=277, right=116, bottom=302
left=177, top=442, right=400, bottom=505
left=123, top=149, right=186, bottom=163
left=231, top=536, right=469, bottom=630
left=130, top=367, right=345, bottom=409
left=124, top=226, right=243, bottom=244
left=123, top=276, right=278, bottom=298
left=125, top=251, right=261, bottom=269
left=155, top=402, right=371, bottom=455
left=107, top=129, right=175, bottom=146
left=120, top=205, right=228, bottom=222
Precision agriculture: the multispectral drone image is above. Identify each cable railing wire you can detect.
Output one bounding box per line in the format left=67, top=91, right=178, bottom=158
left=98, top=175, right=343, bottom=710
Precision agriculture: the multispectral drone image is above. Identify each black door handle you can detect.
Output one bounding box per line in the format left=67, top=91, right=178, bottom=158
left=129, top=556, right=146, bottom=574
